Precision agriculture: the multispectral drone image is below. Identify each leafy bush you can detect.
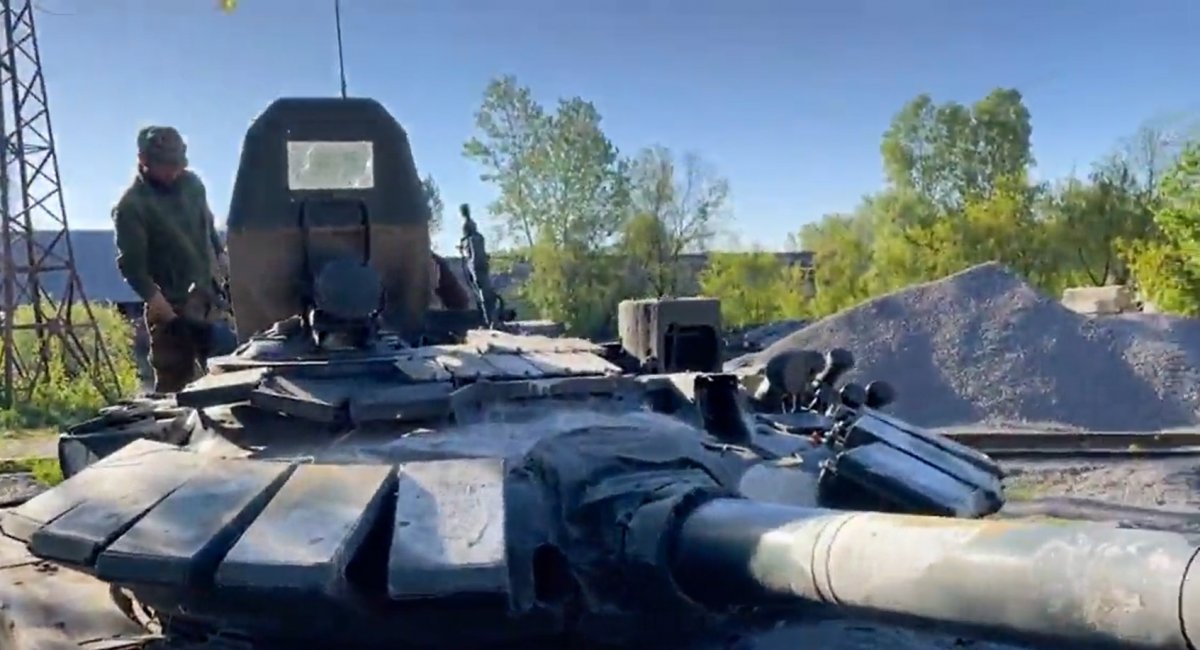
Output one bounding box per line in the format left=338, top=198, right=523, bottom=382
left=699, top=251, right=812, bottom=328
left=1118, top=237, right=1200, bottom=316
left=1114, top=142, right=1200, bottom=316
left=0, top=301, right=141, bottom=431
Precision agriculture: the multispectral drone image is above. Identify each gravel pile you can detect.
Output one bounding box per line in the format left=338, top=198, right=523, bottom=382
left=725, top=320, right=808, bottom=356
left=739, top=319, right=808, bottom=349
left=735, top=261, right=1200, bottom=431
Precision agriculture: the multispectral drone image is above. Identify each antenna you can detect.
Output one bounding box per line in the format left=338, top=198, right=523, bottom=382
left=333, top=0, right=347, bottom=98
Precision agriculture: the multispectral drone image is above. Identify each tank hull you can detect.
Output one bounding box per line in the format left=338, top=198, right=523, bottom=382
left=0, top=319, right=1022, bottom=649
left=0, top=529, right=1031, bottom=650
left=0, top=403, right=1004, bottom=649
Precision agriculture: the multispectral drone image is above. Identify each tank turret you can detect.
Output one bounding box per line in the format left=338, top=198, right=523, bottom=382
left=224, top=97, right=434, bottom=341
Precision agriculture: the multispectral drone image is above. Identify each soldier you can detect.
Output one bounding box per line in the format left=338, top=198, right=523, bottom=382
left=112, top=126, right=228, bottom=393
left=458, top=204, right=501, bottom=322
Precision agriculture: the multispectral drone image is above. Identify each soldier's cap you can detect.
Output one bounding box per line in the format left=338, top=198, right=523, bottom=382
left=136, top=126, right=188, bottom=167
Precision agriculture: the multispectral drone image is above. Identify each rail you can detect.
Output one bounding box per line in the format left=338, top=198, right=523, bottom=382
left=943, top=429, right=1200, bottom=458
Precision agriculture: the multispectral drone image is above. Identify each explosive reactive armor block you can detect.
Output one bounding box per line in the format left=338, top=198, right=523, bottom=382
left=618, top=297, right=723, bottom=373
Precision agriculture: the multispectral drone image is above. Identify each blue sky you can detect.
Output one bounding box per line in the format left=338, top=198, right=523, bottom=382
left=31, top=0, right=1200, bottom=253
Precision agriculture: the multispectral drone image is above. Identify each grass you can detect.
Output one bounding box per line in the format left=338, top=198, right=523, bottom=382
left=0, top=427, right=56, bottom=439
left=0, top=304, right=140, bottom=494
left=0, top=428, right=63, bottom=487
left=0, top=427, right=59, bottom=464
left=1016, top=515, right=1085, bottom=526
left=0, top=457, right=63, bottom=486
left=1002, top=482, right=1044, bottom=501
left=0, top=302, right=141, bottom=433
left=0, top=302, right=141, bottom=491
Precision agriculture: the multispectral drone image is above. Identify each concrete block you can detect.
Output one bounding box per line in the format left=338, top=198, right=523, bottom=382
left=1061, top=285, right=1134, bottom=315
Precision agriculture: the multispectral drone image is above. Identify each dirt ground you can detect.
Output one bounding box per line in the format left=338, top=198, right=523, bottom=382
left=1004, top=456, right=1200, bottom=510
left=0, top=434, right=56, bottom=461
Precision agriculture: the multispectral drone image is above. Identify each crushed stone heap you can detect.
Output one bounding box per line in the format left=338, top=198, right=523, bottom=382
left=740, top=261, right=1200, bottom=431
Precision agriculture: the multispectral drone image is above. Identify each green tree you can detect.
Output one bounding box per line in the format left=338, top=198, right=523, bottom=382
left=818, top=89, right=1070, bottom=304
left=862, top=90, right=1043, bottom=300
left=1123, top=140, right=1200, bottom=314
left=797, top=210, right=875, bottom=315
left=1154, top=141, right=1200, bottom=257
left=774, top=263, right=815, bottom=320
left=881, top=88, right=1033, bottom=212
left=535, top=97, right=631, bottom=248
left=525, top=236, right=626, bottom=337
left=956, top=177, right=1058, bottom=287
left=463, top=76, right=631, bottom=336
left=1119, top=238, right=1200, bottom=315
left=463, top=75, right=552, bottom=249
left=823, top=189, right=964, bottom=298
left=699, top=251, right=806, bottom=328
left=1043, top=161, right=1154, bottom=287
left=421, top=173, right=445, bottom=236
left=1114, top=118, right=1200, bottom=195
left=623, top=146, right=728, bottom=296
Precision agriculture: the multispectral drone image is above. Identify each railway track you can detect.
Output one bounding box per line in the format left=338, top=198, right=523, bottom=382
left=944, top=430, right=1200, bottom=459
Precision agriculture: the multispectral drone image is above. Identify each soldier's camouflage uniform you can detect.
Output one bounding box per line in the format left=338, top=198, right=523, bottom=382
left=112, top=126, right=226, bottom=393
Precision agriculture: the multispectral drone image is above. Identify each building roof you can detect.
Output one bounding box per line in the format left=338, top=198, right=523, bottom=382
left=25, top=229, right=813, bottom=306
left=11, top=229, right=141, bottom=305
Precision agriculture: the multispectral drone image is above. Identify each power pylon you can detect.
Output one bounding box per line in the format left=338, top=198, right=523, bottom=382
left=0, top=0, right=119, bottom=407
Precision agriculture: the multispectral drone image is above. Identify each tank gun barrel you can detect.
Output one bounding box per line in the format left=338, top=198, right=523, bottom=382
left=653, top=497, right=1200, bottom=650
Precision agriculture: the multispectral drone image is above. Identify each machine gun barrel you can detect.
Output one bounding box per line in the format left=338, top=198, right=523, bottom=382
left=661, top=497, right=1200, bottom=650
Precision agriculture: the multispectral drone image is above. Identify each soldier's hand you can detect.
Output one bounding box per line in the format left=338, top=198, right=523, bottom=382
left=145, top=292, right=177, bottom=327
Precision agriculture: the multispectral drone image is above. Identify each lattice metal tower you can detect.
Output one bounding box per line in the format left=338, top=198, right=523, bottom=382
left=0, top=0, right=119, bottom=407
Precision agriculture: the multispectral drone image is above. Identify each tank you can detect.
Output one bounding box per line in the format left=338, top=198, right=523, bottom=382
left=1, top=97, right=1196, bottom=650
